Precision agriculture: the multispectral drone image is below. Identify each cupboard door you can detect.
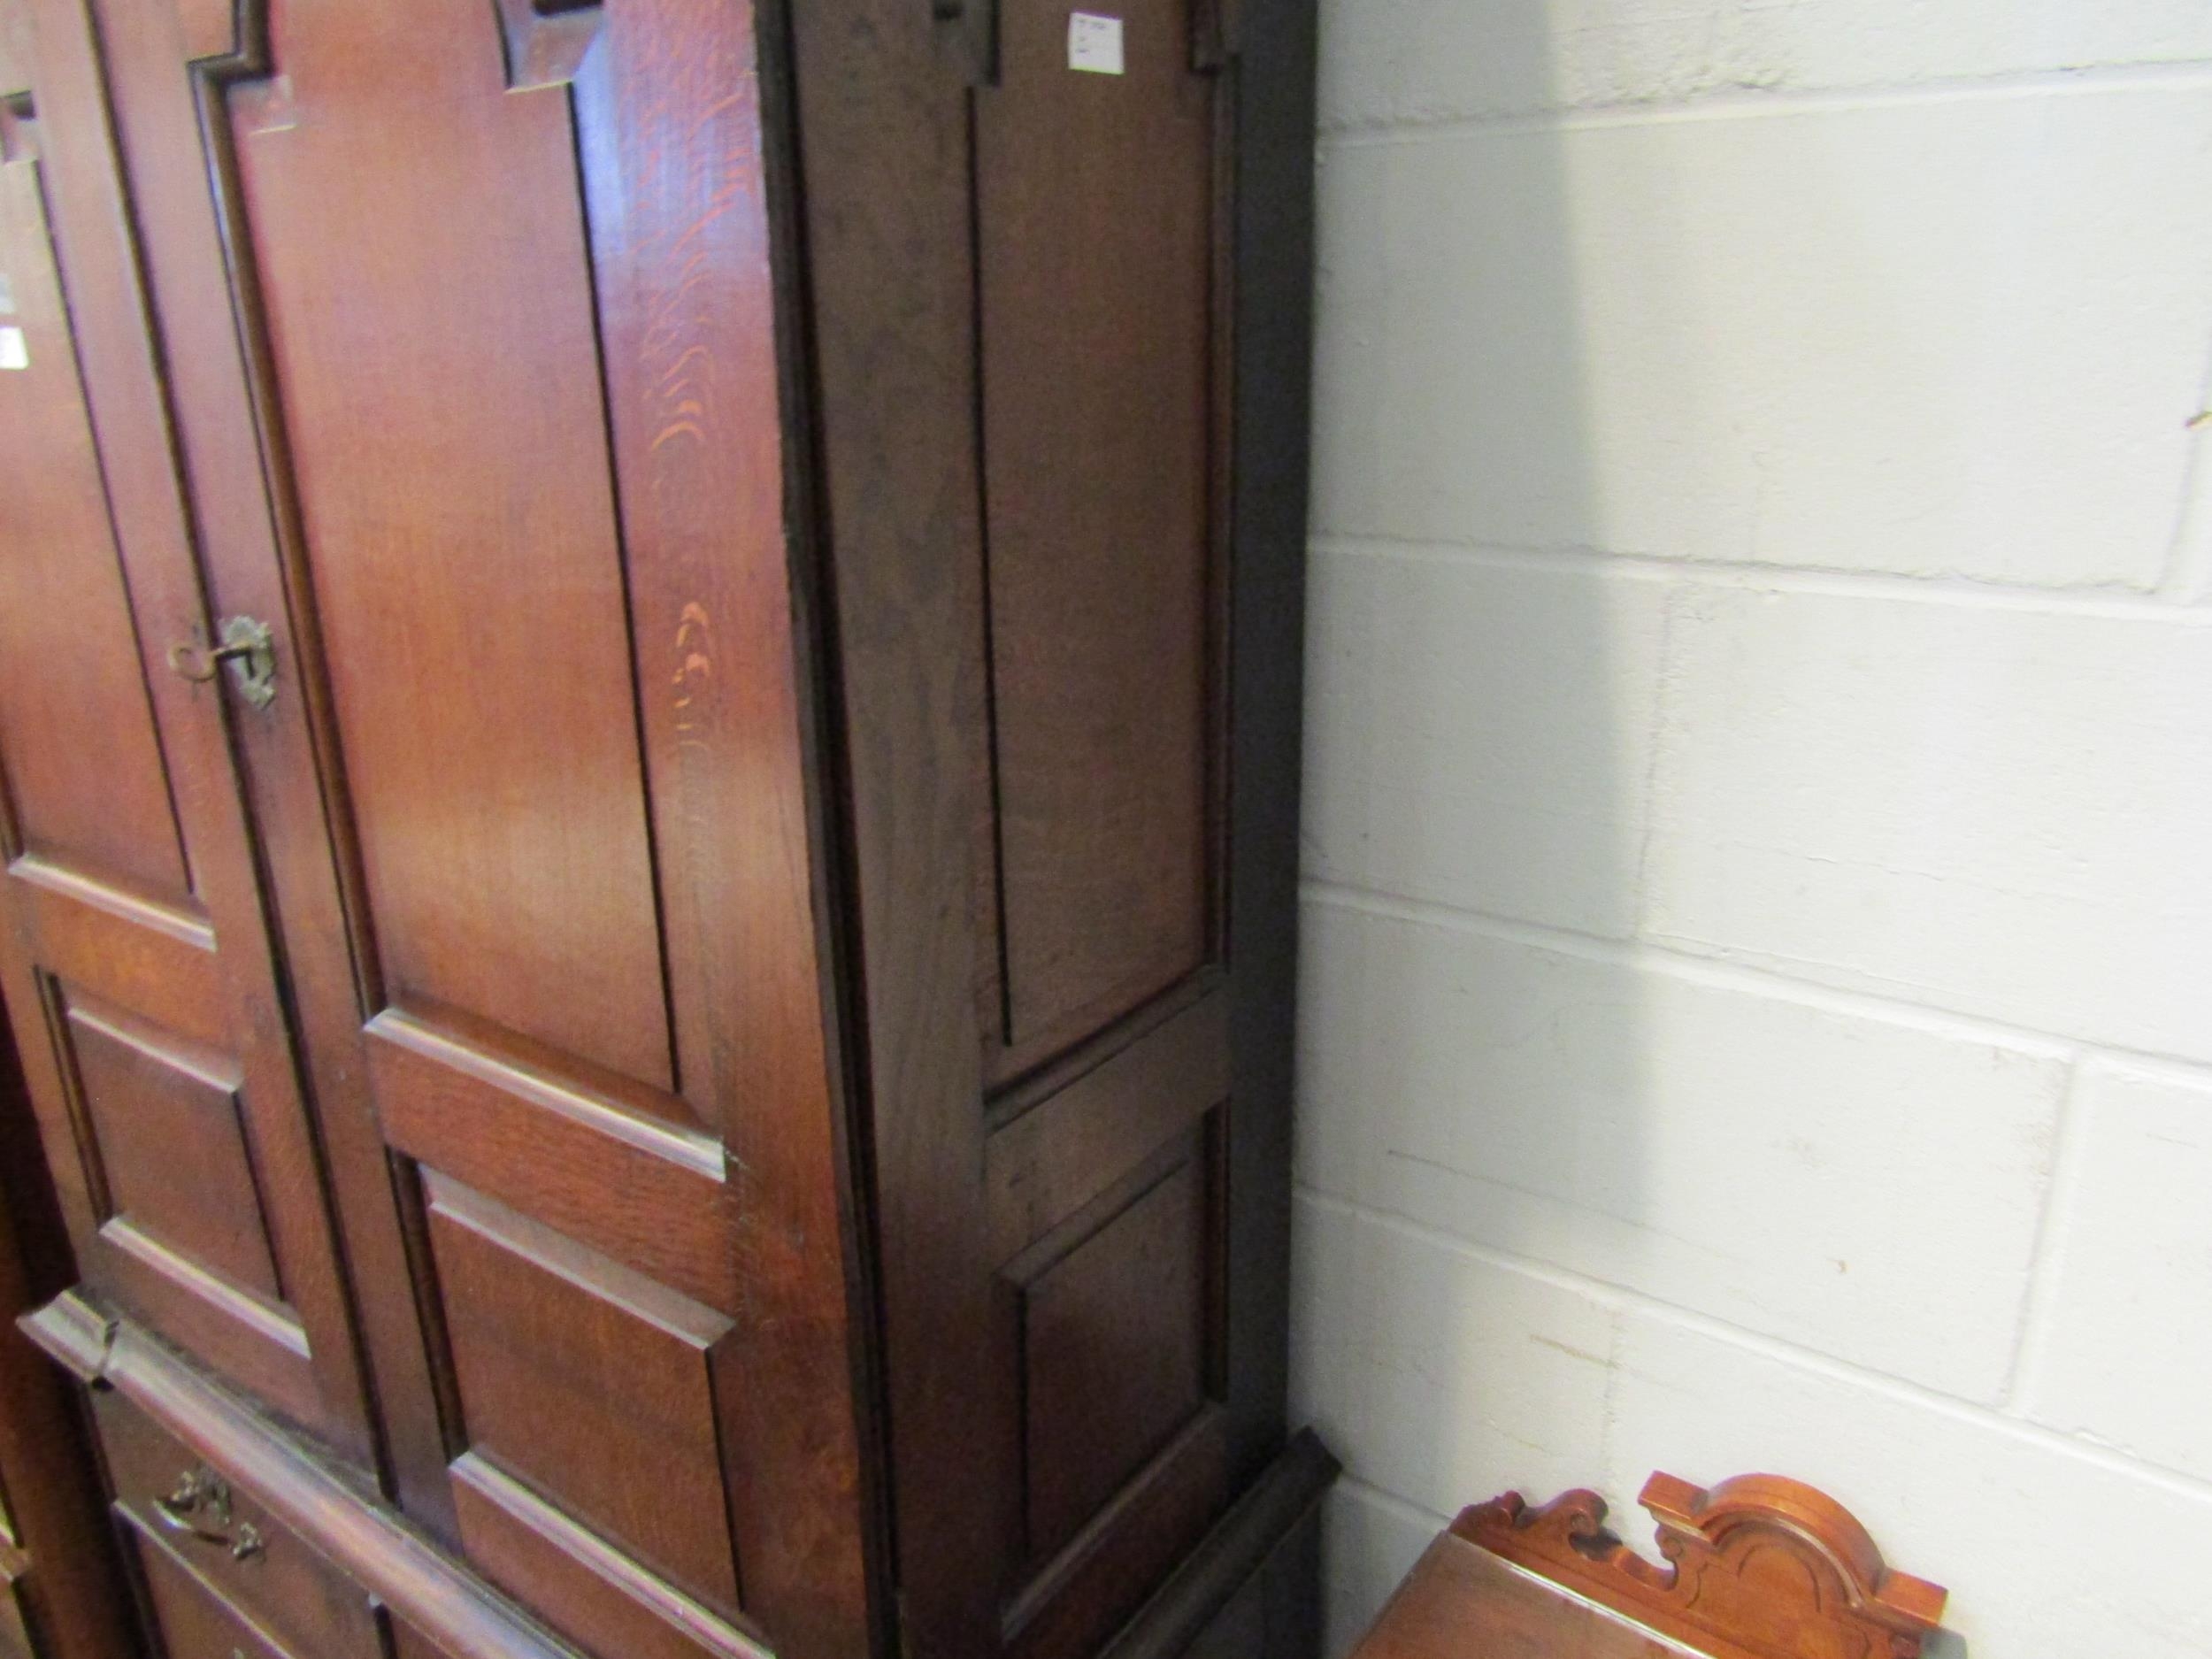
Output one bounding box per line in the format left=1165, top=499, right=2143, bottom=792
left=77, top=3, right=873, bottom=1655
left=796, top=0, right=1310, bottom=1653
left=0, top=0, right=372, bottom=1458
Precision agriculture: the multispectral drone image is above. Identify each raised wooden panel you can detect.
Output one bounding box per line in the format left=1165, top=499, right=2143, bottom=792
left=977, top=0, right=1219, bottom=1071
left=426, top=1175, right=741, bottom=1615
left=0, top=95, right=189, bottom=902
left=63, top=994, right=279, bottom=1302
left=1021, top=1143, right=1210, bottom=1561
left=453, top=1456, right=767, bottom=1659
left=225, top=0, right=671, bottom=1094
left=9, top=862, right=221, bottom=1050
left=793, top=0, right=1318, bottom=1646
left=0, top=0, right=377, bottom=1461
left=96, top=0, right=879, bottom=1640
left=1005, top=1409, right=1231, bottom=1659
left=987, top=987, right=1227, bottom=1263
left=367, top=1014, right=736, bottom=1314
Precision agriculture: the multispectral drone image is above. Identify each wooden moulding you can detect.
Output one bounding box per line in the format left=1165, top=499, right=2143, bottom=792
left=1459, top=1472, right=1948, bottom=1659
left=21, top=1293, right=595, bottom=1659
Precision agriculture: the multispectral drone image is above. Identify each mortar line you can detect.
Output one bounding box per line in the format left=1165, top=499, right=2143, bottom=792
left=1295, top=1187, right=2212, bottom=1509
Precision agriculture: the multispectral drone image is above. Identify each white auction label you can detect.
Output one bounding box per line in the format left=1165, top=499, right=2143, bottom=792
left=0, top=327, right=26, bottom=372
left=1068, top=12, right=1125, bottom=74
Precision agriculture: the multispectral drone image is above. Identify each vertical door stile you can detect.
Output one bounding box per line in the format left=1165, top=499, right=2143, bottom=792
left=0, top=0, right=376, bottom=1461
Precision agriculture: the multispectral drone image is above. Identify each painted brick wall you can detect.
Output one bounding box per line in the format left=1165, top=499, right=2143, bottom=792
left=1292, top=6, right=2212, bottom=1655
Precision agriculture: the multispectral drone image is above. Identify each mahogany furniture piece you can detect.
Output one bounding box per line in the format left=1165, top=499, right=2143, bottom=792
left=0, top=1014, right=136, bottom=1659
left=0, top=0, right=1327, bottom=1655
left=1351, top=1472, right=1948, bottom=1659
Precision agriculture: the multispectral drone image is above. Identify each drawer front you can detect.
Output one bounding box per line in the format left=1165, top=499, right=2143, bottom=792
left=91, top=1394, right=383, bottom=1659
left=130, top=1540, right=289, bottom=1659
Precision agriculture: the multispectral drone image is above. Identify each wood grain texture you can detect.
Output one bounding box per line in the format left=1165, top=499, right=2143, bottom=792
left=1455, top=1473, right=1948, bottom=1659
left=1022, top=1153, right=1209, bottom=1560
left=795, top=0, right=1318, bottom=1647
left=65, top=994, right=279, bottom=1301
left=83, top=0, right=460, bottom=1521
left=24, top=1299, right=594, bottom=1659
left=1352, top=1533, right=1689, bottom=1659
left=229, top=0, right=672, bottom=1094
left=987, top=987, right=1227, bottom=1264
left=451, top=1455, right=771, bottom=1659
left=0, top=0, right=373, bottom=1462
left=73, top=5, right=879, bottom=1648
left=975, top=0, right=1218, bottom=1073
left=0, top=108, right=188, bottom=900
left=1099, top=1428, right=1335, bottom=1659
left=1004, top=1409, right=1229, bottom=1659
left=9, top=864, right=220, bottom=1050
left=426, top=1176, right=741, bottom=1615
left=787, top=0, right=1016, bottom=1647
left=97, top=1391, right=388, bottom=1659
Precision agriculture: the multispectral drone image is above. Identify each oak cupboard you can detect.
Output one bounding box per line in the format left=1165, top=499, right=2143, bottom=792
left=0, top=0, right=1327, bottom=1655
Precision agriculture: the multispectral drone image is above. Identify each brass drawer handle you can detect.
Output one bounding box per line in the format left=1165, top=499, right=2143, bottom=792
left=154, top=1466, right=266, bottom=1563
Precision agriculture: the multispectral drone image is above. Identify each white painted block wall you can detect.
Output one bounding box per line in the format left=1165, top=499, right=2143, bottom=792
left=1293, top=6, right=2212, bottom=1655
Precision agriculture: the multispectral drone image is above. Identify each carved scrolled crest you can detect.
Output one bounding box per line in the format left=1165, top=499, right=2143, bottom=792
left=1456, top=1472, right=1947, bottom=1659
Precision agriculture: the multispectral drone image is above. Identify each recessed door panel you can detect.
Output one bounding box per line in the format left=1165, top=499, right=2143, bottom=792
left=74, top=1, right=874, bottom=1650
left=976, top=0, right=1220, bottom=1077
left=795, top=0, right=1269, bottom=1651
left=426, top=1175, right=741, bottom=1617
left=0, top=0, right=371, bottom=1458
left=0, top=106, right=186, bottom=902
left=64, top=993, right=280, bottom=1304
left=228, top=0, right=670, bottom=1094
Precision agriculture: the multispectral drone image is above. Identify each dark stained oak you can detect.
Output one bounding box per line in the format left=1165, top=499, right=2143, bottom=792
left=1022, top=1148, right=1210, bottom=1560
left=0, top=89, right=184, bottom=902
left=27, top=1295, right=593, bottom=1659
left=426, top=1175, right=742, bottom=1617
left=0, top=0, right=1323, bottom=1653
left=0, top=0, right=373, bottom=1463
left=795, top=0, right=1320, bottom=1650
left=0, top=1017, right=138, bottom=1659
left=975, top=0, right=1219, bottom=1073
left=98, top=1393, right=388, bottom=1659
left=81, top=2, right=878, bottom=1654
left=226, top=0, right=674, bottom=1096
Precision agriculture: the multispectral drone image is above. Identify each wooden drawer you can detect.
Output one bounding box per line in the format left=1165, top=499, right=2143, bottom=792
left=90, top=1392, right=383, bottom=1659
left=131, top=1540, right=292, bottom=1659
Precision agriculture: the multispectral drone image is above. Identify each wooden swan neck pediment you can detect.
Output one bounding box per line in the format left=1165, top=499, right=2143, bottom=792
left=1457, top=1472, right=1948, bottom=1659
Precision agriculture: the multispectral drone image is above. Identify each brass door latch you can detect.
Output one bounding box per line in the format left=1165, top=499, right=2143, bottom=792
left=167, top=615, right=277, bottom=709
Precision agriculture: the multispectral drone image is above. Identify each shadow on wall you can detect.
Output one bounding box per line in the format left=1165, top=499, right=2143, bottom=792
left=1291, top=0, right=2051, bottom=1652
left=1295, top=0, right=1666, bottom=1585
